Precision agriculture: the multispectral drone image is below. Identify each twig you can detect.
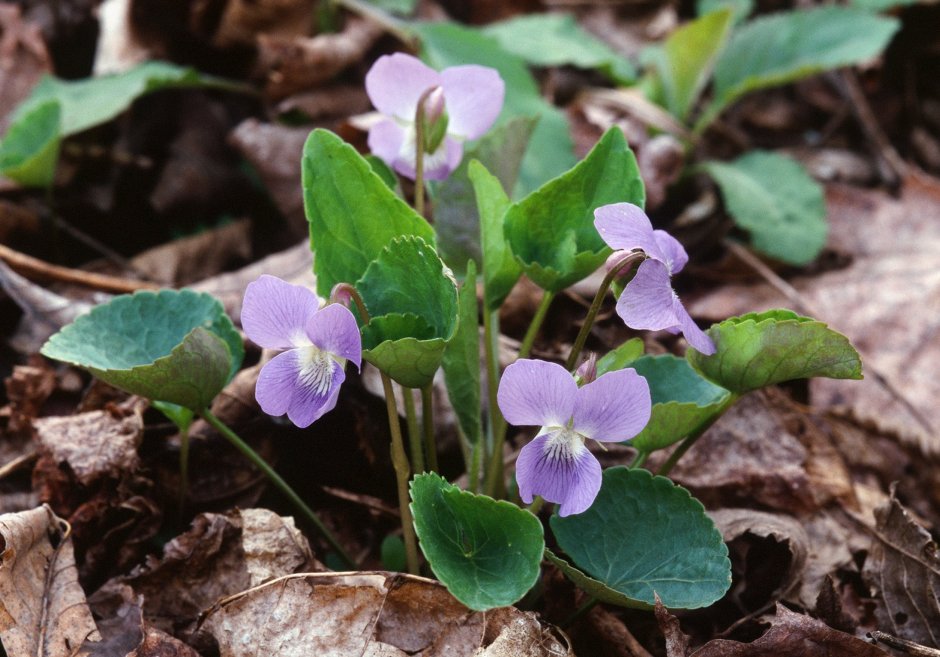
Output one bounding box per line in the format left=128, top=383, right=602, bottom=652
left=0, top=450, right=38, bottom=479
left=0, top=242, right=157, bottom=293
left=870, top=631, right=940, bottom=656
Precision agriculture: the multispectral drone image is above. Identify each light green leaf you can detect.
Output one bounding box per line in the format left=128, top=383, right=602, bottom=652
left=697, top=0, right=753, bottom=24
left=701, top=7, right=899, bottom=129
left=416, top=21, right=576, bottom=193
left=550, top=467, right=730, bottom=609
left=647, top=9, right=734, bottom=121
left=504, top=127, right=645, bottom=292
left=363, top=335, right=447, bottom=389
left=468, top=160, right=521, bottom=311
left=303, top=129, right=435, bottom=298
left=434, top=117, right=536, bottom=276
left=365, top=154, right=399, bottom=190
left=700, top=151, right=827, bottom=265
left=595, top=338, right=645, bottom=376
left=41, top=289, right=243, bottom=411
left=363, top=0, right=417, bottom=15
left=411, top=472, right=544, bottom=611
left=850, top=0, right=918, bottom=10
left=627, top=355, right=732, bottom=453
left=0, top=101, right=61, bottom=187
left=442, top=261, right=482, bottom=445
left=687, top=309, right=864, bottom=393
left=482, top=12, right=636, bottom=83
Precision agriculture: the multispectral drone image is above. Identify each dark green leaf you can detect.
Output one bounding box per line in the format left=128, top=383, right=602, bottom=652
left=442, top=261, right=482, bottom=445
left=411, top=472, right=544, bottom=610
left=697, top=0, right=753, bottom=24
left=468, top=160, right=522, bottom=310
left=504, top=127, right=644, bottom=292
left=700, top=151, right=827, bottom=265
left=304, top=129, right=435, bottom=297
left=550, top=467, right=730, bottom=609
left=41, top=289, right=243, bottom=410
left=687, top=309, right=863, bottom=393
left=627, top=355, right=732, bottom=453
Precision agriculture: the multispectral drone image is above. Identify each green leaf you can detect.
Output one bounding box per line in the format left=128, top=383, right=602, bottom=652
left=550, top=467, right=730, bottom=609
left=482, top=13, right=636, bottom=83
left=0, top=101, right=61, bottom=186
left=687, top=309, right=864, bottom=394
left=646, top=9, right=734, bottom=121
left=357, top=236, right=458, bottom=387
left=410, top=472, right=544, bottom=611
left=380, top=534, right=407, bottom=572
left=468, top=160, right=522, bottom=311
left=41, top=289, right=243, bottom=411
left=442, top=261, right=482, bottom=445
left=697, top=0, right=753, bottom=24
left=627, top=355, right=732, bottom=453
left=504, top=128, right=645, bottom=292
left=366, top=154, right=399, bottom=190
left=303, top=129, right=435, bottom=297
left=363, top=0, right=417, bottom=15
left=595, top=338, right=645, bottom=376
left=416, top=21, right=576, bottom=193
left=850, top=0, right=918, bottom=10
left=701, top=7, right=899, bottom=128
left=700, top=151, right=827, bottom=265
left=434, top=117, right=537, bottom=276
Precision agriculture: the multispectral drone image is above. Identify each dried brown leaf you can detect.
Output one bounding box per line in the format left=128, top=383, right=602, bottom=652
left=0, top=4, right=51, bottom=131
left=0, top=505, right=99, bottom=657
left=4, top=363, right=56, bottom=434
left=863, top=488, right=940, bottom=647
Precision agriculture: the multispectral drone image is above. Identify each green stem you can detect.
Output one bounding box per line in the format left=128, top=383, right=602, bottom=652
left=628, top=450, right=648, bottom=470
left=404, top=389, right=425, bottom=474
left=468, top=441, right=482, bottom=494
left=200, top=408, right=357, bottom=569
left=379, top=374, right=421, bottom=574
left=421, top=384, right=438, bottom=472
left=565, top=252, right=645, bottom=371
left=483, top=308, right=503, bottom=452
left=657, top=393, right=739, bottom=477
left=561, top=597, right=600, bottom=629
left=517, top=290, right=555, bottom=360
left=527, top=496, right=545, bottom=515
left=330, top=0, right=417, bottom=47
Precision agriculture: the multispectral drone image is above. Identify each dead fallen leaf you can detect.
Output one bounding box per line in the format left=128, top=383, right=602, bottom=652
left=4, top=362, right=55, bottom=436
left=0, top=504, right=100, bottom=657
left=658, top=603, right=886, bottom=657
left=34, top=407, right=143, bottom=486
left=199, top=571, right=571, bottom=657
left=0, top=4, right=51, bottom=132
left=863, top=487, right=940, bottom=647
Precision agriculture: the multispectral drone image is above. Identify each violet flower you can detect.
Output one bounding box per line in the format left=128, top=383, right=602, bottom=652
left=498, top=359, right=651, bottom=516
left=241, top=275, right=361, bottom=428
left=364, top=52, right=504, bottom=181
left=594, top=203, right=717, bottom=355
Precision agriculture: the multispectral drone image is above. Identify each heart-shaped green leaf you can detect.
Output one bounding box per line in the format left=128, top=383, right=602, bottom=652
left=303, top=129, right=435, bottom=298
left=504, top=127, right=645, bottom=292
left=41, top=289, right=243, bottom=410
left=550, top=467, right=730, bottom=609
left=627, top=355, right=732, bottom=453
left=411, top=473, right=544, bottom=611
left=687, top=309, right=863, bottom=394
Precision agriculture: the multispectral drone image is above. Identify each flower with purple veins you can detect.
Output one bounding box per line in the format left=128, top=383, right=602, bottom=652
left=365, top=52, right=505, bottom=181
left=594, top=202, right=717, bottom=355
left=241, top=275, right=361, bottom=428
left=498, top=359, right=651, bottom=516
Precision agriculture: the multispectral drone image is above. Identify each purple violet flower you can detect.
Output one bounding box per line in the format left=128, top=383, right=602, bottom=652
left=498, top=359, right=651, bottom=516
left=241, top=275, right=361, bottom=428
left=594, top=203, right=717, bottom=355
left=365, top=52, right=505, bottom=181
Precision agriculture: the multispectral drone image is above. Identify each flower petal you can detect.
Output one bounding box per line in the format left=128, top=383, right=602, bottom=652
left=616, top=259, right=680, bottom=331
left=673, top=297, right=717, bottom=355
left=515, top=432, right=602, bottom=517
left=242, top=275, right=320, bottom=350
left=653, top=229, right=689, bottom=274
left=288, top=361, right=345, bottom=428
left=365, top=53, right=441, bottom=122
left=593, top=203, right=664, bottom=260
left=422, top=137, right=463, bottom=181
left=497, top=359, right=577, bottom=428
left=368, top=119, right=406, bottom=169
left=307, top=303, right=362, bottom=369
left=572, top=368, right=651, bottom=443
left=440, top=65, right=505, bottom=139
left=255, top=349, right=302, bottom=418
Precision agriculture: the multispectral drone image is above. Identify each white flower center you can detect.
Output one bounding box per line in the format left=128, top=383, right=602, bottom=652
left=297, top=345, right=335, bottom=396
left=542, top=427, right=587, bottom=463
left=398, top=124, right=451, bottom=171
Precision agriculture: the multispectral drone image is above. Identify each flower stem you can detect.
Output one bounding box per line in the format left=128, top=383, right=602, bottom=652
left=561, top=597, right=599, bottom=629
left=656, top=393, right=738, bottom=476
left=379, top=374, right=421, bottom=574
left=483, top=307, right=504, bottom=451
left=421, top=384, right=438, bottom=472
left=628, top=450, right=648, bottom=470
left=518, top=290, right=555, bottom=360
left=403, top=388, right=425, bottom=474
left=565, top=252, right=645, bottom=372
left=527, top=496, right=545, bottom=515
left=468, top=441, right=482, bottom=493
left=200, top=408, right=357, bottom=569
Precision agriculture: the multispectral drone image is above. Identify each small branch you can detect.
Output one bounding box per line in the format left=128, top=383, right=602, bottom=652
left=870, top=631, right=940, bottom=656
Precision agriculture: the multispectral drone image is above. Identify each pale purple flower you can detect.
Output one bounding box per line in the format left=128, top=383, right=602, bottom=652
left=365, top=52, right=504, bottom=181
left=594, top=203, right=717, bottom=355
left=498, top=359, right=651, bottom=517
left=241, top=275, right=361, bottom=428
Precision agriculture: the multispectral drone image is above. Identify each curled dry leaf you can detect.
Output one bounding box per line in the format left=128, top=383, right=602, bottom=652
left=4, top=362, right=55, bottom=435
left=863, top=488, right=940, bottom=647
left=200, top=572, right=572, bottom=657
left=33, top=407, right=143, bottom=486
left=0, top=504, right=99, bottom=657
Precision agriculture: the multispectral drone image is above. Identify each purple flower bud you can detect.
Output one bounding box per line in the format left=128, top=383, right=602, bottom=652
left=575, top=354, right=597, bottom=385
